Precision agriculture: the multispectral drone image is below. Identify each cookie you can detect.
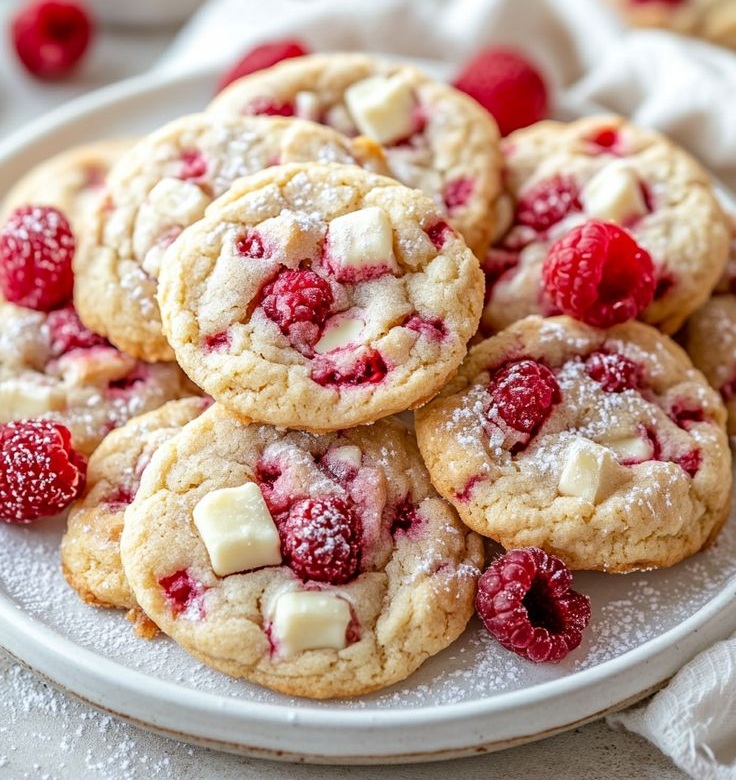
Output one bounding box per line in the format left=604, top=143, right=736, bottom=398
left=157, top=162, right=484, bottom=432
left=683, top=294, right=736, bottom=435
left=606, top=0, right=736, bottom=49
left=120, top=404, right=482, bottom=698
left=209, top=52, right=503, bottom=259
left=74, top=114, right=388, bottom=362
left=415, top=314, right=731, bottom=572
left=484, top=115, right=729, bottom=335
left=1, top=138, right=134, bottom=235
left=61, top=398, right=209, bottom=621
left=0, top=300, right=195, bottom=455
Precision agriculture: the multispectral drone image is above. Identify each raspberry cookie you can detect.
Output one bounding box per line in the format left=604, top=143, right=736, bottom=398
left=415, top=315, right=731, bottom=572
left=157, top=162, right=484, bottom=432
left=607, top=0, right=736, bottom=49
left=1, top=138, right=133, bottom=234
left=484, top=115, right=729, bottom=335
left=683, top=294, right=736, bottom=435
left=61, top=398, right=209, bottom=624
left=0, top=300, right=195, bottom=455
left=74, top=114, right=388, bottom=362
left=209, top=52, right=503, bottom=258
left=120, top=404, right=483, bottom=699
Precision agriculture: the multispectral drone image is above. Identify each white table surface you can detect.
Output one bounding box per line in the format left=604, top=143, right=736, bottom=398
left=0, top=10, right=689, bottom=779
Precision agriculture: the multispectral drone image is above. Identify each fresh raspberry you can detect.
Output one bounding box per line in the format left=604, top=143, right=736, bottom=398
left=585, top=351, right=642, bottom=393
left=0, top=206, right=75, bottom=311
left=0, top=419, right=86, bottom=523
left=216, top=38, right=309, bottom=93
left=179, top=149, right=207, bottom=181
left=46, top=304, right=107, bottom=357
left=453, top=47, right=548, bottom=137
left=487, top=359, right=561, bottom=448
left=310, top=349, right=388, bottom=387
left=260, top=269, right=333, bottom=351
left=11, top=0, right=93, bottom=80
left=475, top=548, right=591, bottom=663
left=280, top=496, right=361, bottom=584
left=158, top=569, right=206, bottom=618
left=515, top=175, right=581, bottom=233
left=542, top=220, right=655, bottom=329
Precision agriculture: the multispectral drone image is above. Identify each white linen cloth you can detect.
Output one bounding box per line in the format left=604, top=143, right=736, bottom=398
left=160, top=2, right=736, bottom=778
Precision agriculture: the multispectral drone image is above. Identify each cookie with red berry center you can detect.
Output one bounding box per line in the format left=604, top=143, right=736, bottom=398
left=683, top=294, right=736, bottom=436
left=415, top=314, right=731, bottom=572
left=0, top=299, right=196, bottom=456
left=1, top=139, right=134, bottom=236
left=157, top=162, right=484, bottom=432
left=484, top=115, right=730, bottom=335
left=74, top=114, right=388, bottom=363
left=61, top=397, right=209, bottom=632
left=120, top=403, right=483, bottom=699
left=606, top=0, right=736, bottom=49
left=208, top=52, right=503, bottom=259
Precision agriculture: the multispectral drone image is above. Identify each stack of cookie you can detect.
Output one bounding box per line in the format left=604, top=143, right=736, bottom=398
left=0, top=50, right=732, bottom=698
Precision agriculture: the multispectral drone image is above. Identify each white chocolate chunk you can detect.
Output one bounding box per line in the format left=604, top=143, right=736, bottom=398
left=314, top=316, right=364, bottom=354
left=558, top=439, right=629, bottom=504
left=51, top=348, right=137, bottom=386
left=345, top=74, right=416, bottom=144
left=0, top=381, right=63, bottom=421
left=147, top=178, right=210, bottom=224
left=604, top=434, right=654, bottom=462
left=295, top=90, right=321, bottom=122
left=193, top=483, right=282, bottom=577
left=327, top=445, right=362, bottom=470
left=327, top=207, right=397, bottom=273
left=257, top=212, right=323, bottom=268
left=581, top=163, right=647, bottom=223
left=271, top=591, right=351, bottom=656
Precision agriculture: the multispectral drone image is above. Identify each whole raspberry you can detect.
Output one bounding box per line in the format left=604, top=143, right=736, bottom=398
left=280, top=496, right=361, bottom=584
left=0, top=206, right=75, bottom=311
left=216, top=39, right=309, bottom=93
left=453, top=47, right=548, bottom=137
left=585, top=351, right=642, bottom=393
left=487, top=359, right=561, bottom=449
left=261, top=269, right=333, bottom=334
left=0, top=419, right=86, bottom=523
left=542, top=220, right=655, bottom=329
left=475, top=548, right=591, bottom=663
left=11, top=1, right=93, bottom=80
left=46, top=304, right=107, bottom=357
left=515, top=175, right=581, bottom=233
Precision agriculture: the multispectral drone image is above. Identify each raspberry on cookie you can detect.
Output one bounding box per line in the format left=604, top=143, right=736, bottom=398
left=209, top=52, right=503, bottom=259
left=120, top=404, right=483, bottom=699
left=484, top=115, right=730, bottom=336
left=61, top=398, right=209, bottom=627
left=73, top=113, right=389, bottom=362
left=415, top=315, right=731, bottom=572
left=157, top=163, right=484, bottom=432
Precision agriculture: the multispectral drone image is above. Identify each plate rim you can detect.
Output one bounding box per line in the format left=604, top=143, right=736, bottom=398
left=1, top=63, right=736, bottom=762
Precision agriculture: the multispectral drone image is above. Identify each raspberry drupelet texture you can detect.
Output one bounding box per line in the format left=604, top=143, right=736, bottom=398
left=452, top=47, right=548, bottom=137
left=279, top=496, right=362, bottom=585
left=0, top=205, right=75, bottom=311
left=11, top=0, right=93, bottom=80
left=0, top=419, right=87, bottom=523
left=260, top=269, right=334, bottom=352
left=46, top=304, right=107, bottom=357
left=585, top=351, right=643, bottom=393
left=475, top=548, right=591, bottom=663
left=542, top=219, right=655, bottom=329
left=216, top=38, right=309, bottom=93
left=486, top=359, right=561, bottom=451
left=515, top=175, right=581, bottom=233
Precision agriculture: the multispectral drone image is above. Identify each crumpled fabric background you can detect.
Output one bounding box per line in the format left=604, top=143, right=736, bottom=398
left=162, top=3, right=736, bottom=777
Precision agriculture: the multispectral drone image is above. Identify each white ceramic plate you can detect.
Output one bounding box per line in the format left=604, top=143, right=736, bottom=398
left=1, top=64, right=736, bottom=765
